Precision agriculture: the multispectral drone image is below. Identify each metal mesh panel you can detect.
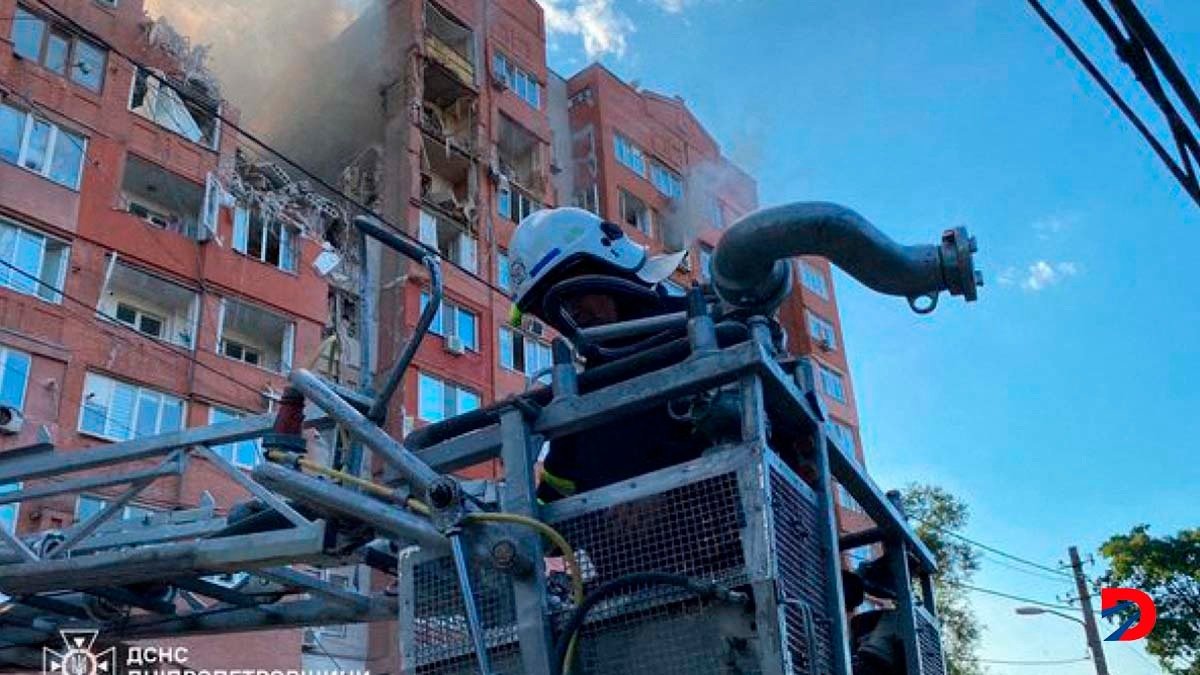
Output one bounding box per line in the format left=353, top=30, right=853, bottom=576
left=916, top=609, right=945, bottom=675
left=410, top=556, right=520, bottom=675
left=549, top=472, right=748, bottom=590
left=770, top=467, right=834, bottom=675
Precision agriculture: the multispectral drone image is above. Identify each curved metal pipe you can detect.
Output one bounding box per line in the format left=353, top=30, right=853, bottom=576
left=711, top=202, right=981, bottom=314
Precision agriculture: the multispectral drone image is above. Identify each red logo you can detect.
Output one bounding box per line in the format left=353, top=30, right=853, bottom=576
left=1100, top=588, right=1156, bottom=641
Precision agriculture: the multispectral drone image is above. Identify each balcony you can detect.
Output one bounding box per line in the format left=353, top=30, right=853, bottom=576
left=119, top=155, right=206, bottom=240
left=218, top=298, right=295, bottom=374
left=97, top=259, right=199, bottom=349
left=423, top=2, right=475, bottom=87
left=420, top=133, right=476, bottom=225
left=496, top=114, right=544, bottom=195
left=418, top=209, right=477, bottom=274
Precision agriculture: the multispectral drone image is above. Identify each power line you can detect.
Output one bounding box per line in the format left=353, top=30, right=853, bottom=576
left=971, top=656, right=1090, bottom=666
left=25, top=0, right=520, bottom=305
left=945, top=580, right=1095, bottom=614
left=914, top=517, right=1075, bottom=579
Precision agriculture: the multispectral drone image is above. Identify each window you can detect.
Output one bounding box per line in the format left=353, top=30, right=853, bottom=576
left=0, top=218, right=69, bottom=303
left=130, top=68, right=220, bottom=149
left=120, top=156, right=208, bottom=239
left=619, top=189, right=651, bottom=235
left=650, top=163, right=683, bottom=198
left=573, top=184, right=599, bottom=215
left=209, top=407, right=261, bottom=468
left=79, top=373, right=185, bottom=442
left=806, top=310, right=837, bottom=350
left=828, top=420, right=857, bottom=458
left=497, top=251, right=511, bottom=293
left=217, top=298, right=294, bottom=373
left=492, top=52, right=540, bottom=108
left=0, top=347, right=31, bottom=410
left=114, top=302, right=164, bottom=338
left=419, top=292, right=478, bottom=351
left=799, top=260, right=830, bottom=299
left=613, top=133, right=645, bottom=176
left=99, top=259, right=199, bottom=348
left=698, top=246, right=713, bottom=282
left=0, top=102, right=86, bottom=189
left=1, top=483, right=20, bottom=535
left=416, top=372, right=480, bottom=422
left=819, top=364, right=846, bottom=404
left=419, top=210, right=478, bottom=272
left=496, top=184, right=541, bottom=224
left=708, top=195, right=725, bottom=229
left=499, top=327, right=552, bottom=380
left=10, top=7, right=108, bottom=91
left=233, top=205, right=298, bottom=272
left=75, top=495, right=156, bottom=523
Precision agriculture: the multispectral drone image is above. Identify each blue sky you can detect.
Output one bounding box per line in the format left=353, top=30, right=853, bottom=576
left=539, top=0, right=1198, bottom=672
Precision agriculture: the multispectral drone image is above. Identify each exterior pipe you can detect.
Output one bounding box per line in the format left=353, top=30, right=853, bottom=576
left=711, top=201, right=981, bottom=314
left=289, top=368, right=440, bottom=499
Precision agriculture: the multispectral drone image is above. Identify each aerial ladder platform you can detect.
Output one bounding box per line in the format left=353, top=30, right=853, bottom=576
left=0, top=203, right=981, bottom=675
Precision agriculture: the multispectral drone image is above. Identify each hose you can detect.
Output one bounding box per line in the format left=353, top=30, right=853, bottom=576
left=551, top=572, right=748, bottom=675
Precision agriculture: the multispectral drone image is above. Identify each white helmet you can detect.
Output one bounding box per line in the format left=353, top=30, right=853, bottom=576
left=508, top=207, right=686, bottom=312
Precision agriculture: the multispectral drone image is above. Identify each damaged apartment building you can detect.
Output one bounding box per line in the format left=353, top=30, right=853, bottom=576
left=2, top=0, right=872, bottom=672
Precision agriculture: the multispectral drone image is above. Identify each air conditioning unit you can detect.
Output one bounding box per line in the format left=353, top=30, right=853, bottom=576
left=0, top=406, right=24, bottom=435
left=490, top=72, right=508, bottom=91
left=444, top=335, right=466, bottom=355
left=524, top=319, right=546, bottom=337
left=818, top=337, right=834, bottom=352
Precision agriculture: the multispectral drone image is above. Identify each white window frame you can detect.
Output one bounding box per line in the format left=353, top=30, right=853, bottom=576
left=416, top=371, right=480, bottom=423
left=828, top=419, right=856, bottom=458
left=498, top=326, right=552, bottom=379
left=208, top=406, right=262, bottom=469
left=419, top=292, right=478, bottom=351
left=799, top=260, right=830, bottom=299
left=114, top=301, right=166, bottom=339
left=215, top=298, right=295, bottom=374
left=10, top=7, right=107, bottom=92
left=619, top=189, right=651, bottom=236
left=0, top=217, right=70, bottom=304
left=78, top=372, right=186, bottom=442
left=496, top=250, right=511, bottom=292
left=819, top=364, right=846, bottom=404
left=0, top=346, right=31, bottom=411
left=650, top=163, right=683, bottom=198
left=0, top=102, right=87, bottom=190
left=806, top=310, right=837, bottom=350
left=232, top=204, right=298, bottom=273
left=698, top=246, right=713, bottom=282
left=128, top=68, right=221, bottom=150
left=419, top=210, right=478, bottom=272
left=75, top=494, right=156, bottom=523
left=614, top=133, right=645, bottom=176
left=493, top=52, right=540, bottom=109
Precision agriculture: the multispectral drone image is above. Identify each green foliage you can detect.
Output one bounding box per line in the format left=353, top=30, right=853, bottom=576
left=902, top=483, right=985, bottom=675
left=1101, top=525, right=1200, bottom=675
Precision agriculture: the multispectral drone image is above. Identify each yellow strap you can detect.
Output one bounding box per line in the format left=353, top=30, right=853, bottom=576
left=540, top=468, right=576, bottom=496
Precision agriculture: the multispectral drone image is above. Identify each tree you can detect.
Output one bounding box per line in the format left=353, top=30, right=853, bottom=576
left=901, top=483, right=985, bottom=675
left=1101, top=525, right=1200, bottom=675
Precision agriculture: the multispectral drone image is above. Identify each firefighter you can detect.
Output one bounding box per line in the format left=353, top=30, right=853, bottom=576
left=506, top=207, right=698, bottom=505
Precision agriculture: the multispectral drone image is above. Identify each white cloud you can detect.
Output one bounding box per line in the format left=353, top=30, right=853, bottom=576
left=538, top=0, right=635, bottom=59
left=1031, top=214, right=1078, bottom=241
left=1020, top=260, right=1079, bottom=291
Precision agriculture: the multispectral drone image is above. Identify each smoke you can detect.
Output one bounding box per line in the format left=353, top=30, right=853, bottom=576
left=143, top=0, right=387, bottom=179
left=661, top=159, right=757, bottom=251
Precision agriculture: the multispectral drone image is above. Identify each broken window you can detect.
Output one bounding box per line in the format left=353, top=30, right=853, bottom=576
left=424, top=1, right=474, bottom=85
left=79, top=372, right=185, bottom=442
left=0, top=102, right=86, bottom=189
left=130, top=68, right=219, bottom=149
left=120, top=155, right=206, bottom=239
left=497, top=114, right=542, bottom=192
left=420, top=134, right=474, bottom=223
left=418, top=210, right=477, bottom=272
left=498, top=327, right=552, bottom=380
left=496, top=183, right=541, bottom=223
left=619, top=189, right=651, bottom=236
left=11, top=6, right=108, bottom=92
left=0, top=217, right=69, bottom=303
left=97, top=257, right=199, bottom=348
left=217, top=298, right=295, bottom=374
left=233, top=204, right=298, bottom=273
left=806, top=310, right=837, bottom=351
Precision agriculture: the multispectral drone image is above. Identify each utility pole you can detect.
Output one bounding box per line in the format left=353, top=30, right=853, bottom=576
left=1069, top=545, right=1111, bottom=675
